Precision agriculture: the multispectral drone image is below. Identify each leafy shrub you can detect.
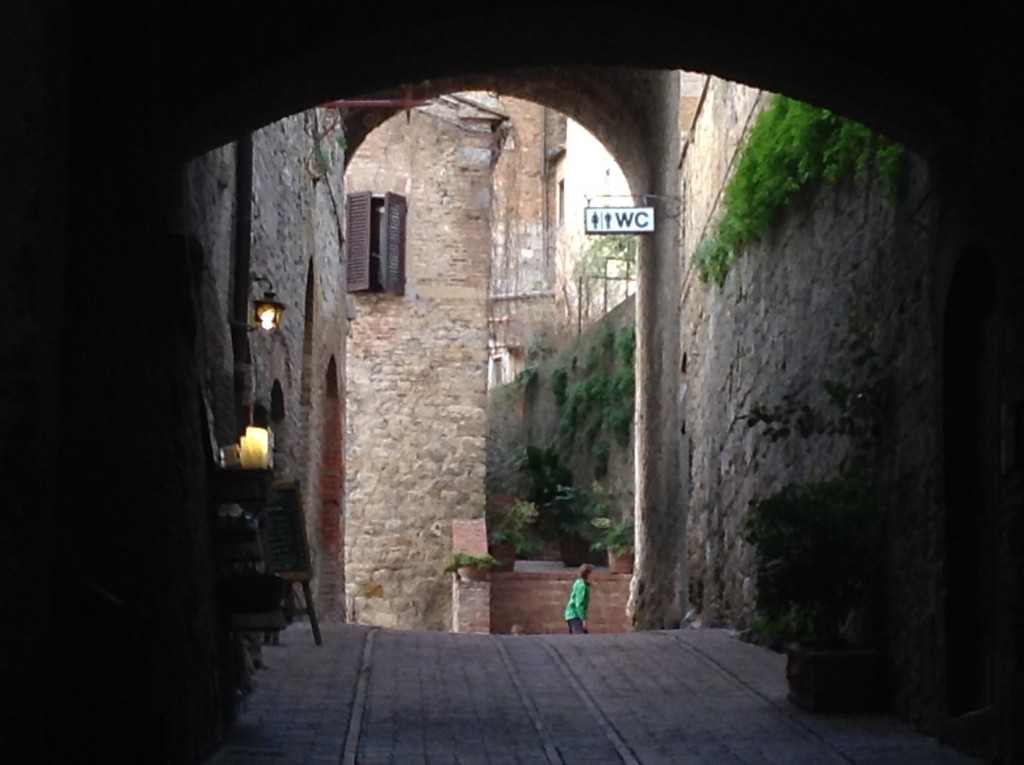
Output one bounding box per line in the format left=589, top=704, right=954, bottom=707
left=442, top=552, right=500, bottom=573
left=743, top=475, right=881, bottom=646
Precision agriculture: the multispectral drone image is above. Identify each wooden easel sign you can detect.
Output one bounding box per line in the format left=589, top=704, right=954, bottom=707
left=261, top=480, right=322, bottom=645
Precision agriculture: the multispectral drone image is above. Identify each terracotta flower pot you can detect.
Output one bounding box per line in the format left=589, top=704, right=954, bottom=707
left=456, top=566, right=491, bottom=582
left=607, top=549, right=634, bottom=574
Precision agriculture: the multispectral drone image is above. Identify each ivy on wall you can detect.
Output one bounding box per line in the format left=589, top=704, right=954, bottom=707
left=552, top=323, right=636, bottom=478
left=693, top=95, right=904, bottom=287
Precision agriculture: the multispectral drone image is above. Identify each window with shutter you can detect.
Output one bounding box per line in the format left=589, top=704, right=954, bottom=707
left=382, top=192, right=407, bottom=295
left=346, top=191, right=371, bottom=292
left=346, top=190, right=407, bottom=295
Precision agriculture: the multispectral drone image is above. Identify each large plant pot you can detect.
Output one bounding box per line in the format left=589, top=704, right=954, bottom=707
left=489, top=544, right=516, bottom=572
left=607, top=549, right=634, bottom=574
left=559, top=536, right=591, bottom=567
left=786, top=643, right=885, bottom=712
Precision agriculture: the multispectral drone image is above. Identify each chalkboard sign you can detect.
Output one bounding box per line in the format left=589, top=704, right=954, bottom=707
left=261, top=481, right=312, bottom=579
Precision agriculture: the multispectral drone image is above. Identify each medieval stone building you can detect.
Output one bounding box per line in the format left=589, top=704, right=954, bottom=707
left=343, top=96, right=497, bottom=629
left=341, top=93, right=635, bottom=630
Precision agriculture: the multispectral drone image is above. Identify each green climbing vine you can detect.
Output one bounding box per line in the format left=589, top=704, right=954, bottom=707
left=551, top=365, right=569, bottom=406
left=553, top=323, right=636, bottom=477
left=693, top=95, right=904, bottom=287
left=515, top=362, right=539, bottom=389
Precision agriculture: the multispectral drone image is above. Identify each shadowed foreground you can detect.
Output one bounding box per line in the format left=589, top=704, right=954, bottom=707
left=205, top=624, right=979, bottom=765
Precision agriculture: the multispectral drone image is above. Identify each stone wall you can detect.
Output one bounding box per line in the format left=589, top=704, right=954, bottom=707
left=679, top=78, right=955, bottom=730
left=681, top=163, right=938, bottom=625
left=185, top=109, right=349, bottom=619
left=249, top=111, right=349, bottom=618
left=344, top=101, right=494, bottom=630
left=680, top=79, right=766, bottom=269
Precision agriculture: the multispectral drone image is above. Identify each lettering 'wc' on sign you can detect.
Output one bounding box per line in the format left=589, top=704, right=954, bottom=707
left=584, top=206, right=655, bottom=234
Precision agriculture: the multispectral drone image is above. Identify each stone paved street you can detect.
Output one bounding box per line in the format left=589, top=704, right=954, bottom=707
left=204, top=624, right=980, bottom=765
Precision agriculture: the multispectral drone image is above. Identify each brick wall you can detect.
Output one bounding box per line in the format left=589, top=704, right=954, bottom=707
left=452, top=578, right=491, bottom=634
left=490, top=571, right=631, bottom=634
left=452, top=518, right=488, bottom=555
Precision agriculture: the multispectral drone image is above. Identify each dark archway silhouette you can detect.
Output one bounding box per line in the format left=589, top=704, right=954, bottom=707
left=5, top=4, right=1022, bottom=763
left=943, top=249, right=998, bottom=722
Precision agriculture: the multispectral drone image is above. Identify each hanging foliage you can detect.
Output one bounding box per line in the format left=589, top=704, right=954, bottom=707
left=693, top=95, right=904, bottom=287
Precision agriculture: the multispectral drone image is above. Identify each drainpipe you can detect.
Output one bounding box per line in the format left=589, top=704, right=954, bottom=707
left=231, top=133, right=253, bottom=436
left=320, top=84, right=430, bottom=111
left=319, top=98, right=431, bottom=109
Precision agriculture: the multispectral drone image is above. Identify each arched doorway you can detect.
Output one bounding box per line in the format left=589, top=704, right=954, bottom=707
left=318, top=355, right=345, bottom=619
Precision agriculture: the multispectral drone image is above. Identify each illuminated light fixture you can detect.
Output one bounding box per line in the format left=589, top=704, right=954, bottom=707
left=238, top=426, right=271, bottom=469
left=249, top=275, right=285, bottom=331
left=253, top=292, right=285, bottom=331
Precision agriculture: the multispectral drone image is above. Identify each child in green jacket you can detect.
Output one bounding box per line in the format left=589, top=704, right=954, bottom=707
left=564, top=563, right=593, bottom=634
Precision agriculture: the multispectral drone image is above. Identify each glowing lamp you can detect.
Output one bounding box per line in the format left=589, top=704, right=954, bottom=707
left=239, top=426, right=270, bottom=469
left=252, top=293, right=285, bottom=331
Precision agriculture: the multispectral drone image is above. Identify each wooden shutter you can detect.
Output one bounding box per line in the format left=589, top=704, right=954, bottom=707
left=346, top=191, right=371, bottom=292
left=382, top=192, right=406, bottom=295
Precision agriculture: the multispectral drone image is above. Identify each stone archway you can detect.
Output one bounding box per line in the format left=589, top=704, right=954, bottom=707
left=8, top=4, right=1023, bottom=762
left=339, top=72, right=684, bottom=629
left=170, top=6, right=979, bottom=165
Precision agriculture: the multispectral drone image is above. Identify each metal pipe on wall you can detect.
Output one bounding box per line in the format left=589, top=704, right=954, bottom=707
left=231, top=133, right=253, bottom=435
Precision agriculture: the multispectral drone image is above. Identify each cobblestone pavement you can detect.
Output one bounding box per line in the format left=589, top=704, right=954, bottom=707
left=204, top=623, right=980, bottom=765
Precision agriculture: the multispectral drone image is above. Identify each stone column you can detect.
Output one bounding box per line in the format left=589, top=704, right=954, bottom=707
left=629, top=71, right=684, bottom=630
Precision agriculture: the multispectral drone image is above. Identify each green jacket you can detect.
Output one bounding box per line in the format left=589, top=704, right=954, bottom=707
left=564, top=577, right=590, bottom=621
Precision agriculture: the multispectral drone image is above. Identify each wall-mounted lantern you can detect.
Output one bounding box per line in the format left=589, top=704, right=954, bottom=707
left=253, top=295, right=285, bottom=331
left=251, top=276, right=285, bottom=331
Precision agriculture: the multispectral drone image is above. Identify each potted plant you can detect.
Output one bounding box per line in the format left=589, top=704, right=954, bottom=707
left=520, top=444, right=573, bottom=538
left=551, top=484, right=600, bottom=567
left=741, top=319, right=889, bottom=712
left=442, top=551, right=500, bottom=582
left=588, top=482, right=635, bottom=573
left=744, top=474, right=884, bottom=711
left=520, top=445, right=597, bottom=566
left=591, top=517, right=635, bottom=573
left=486, top=499, right=542, bottom=571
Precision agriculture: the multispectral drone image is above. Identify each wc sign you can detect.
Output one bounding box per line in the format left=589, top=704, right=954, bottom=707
left=584, top=206, right=655, bottom=234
